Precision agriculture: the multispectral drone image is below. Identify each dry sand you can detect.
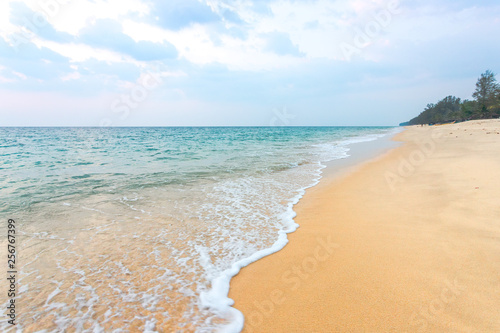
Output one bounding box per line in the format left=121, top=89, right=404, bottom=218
left=229, top=119, right=500, bottom=332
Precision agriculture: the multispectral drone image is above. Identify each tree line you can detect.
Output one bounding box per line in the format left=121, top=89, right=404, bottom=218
left=403, top=70, right=500, bottom=126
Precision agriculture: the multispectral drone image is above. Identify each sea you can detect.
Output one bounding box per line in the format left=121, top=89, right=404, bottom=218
left=0, top=126, right=398, bottom=332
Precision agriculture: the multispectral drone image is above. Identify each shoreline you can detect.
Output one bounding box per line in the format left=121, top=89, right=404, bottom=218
left=321, top=128, right=402, bottom=180
left=210, top=129, right=401, bottom=332
left=0, top=126, right=401, bottom=332
left=228, top=119, right=500, bottom=332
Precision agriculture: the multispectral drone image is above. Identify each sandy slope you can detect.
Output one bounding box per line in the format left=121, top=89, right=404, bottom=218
left=229, top=119, right=500, bottom=332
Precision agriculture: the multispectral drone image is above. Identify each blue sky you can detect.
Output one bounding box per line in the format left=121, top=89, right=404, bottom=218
left=0, top=0, right=499, bottom=126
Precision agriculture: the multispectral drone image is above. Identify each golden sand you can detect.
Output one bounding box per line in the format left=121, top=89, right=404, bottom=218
left=229, top=119, right=500, bottom=332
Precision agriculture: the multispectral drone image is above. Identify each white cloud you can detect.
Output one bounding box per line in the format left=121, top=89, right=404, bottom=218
left=2, top=0, right=500, bottom=126
left=2, top=0, right=407, bottom=69
left=40, top=0, right=149, bottom=35
left=60, top=71, right=80, bottom=81
left=36, top=40, right=127, bottom=63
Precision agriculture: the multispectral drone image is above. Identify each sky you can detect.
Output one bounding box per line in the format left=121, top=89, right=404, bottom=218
left=0, top=0, right=499, bottom=126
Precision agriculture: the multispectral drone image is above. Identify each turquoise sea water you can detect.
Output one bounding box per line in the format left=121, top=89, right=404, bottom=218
left=0, top=127, right=397, bottom=332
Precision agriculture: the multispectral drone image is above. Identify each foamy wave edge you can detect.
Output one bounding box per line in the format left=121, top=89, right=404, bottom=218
left=199, top=128, right=400, bottom=333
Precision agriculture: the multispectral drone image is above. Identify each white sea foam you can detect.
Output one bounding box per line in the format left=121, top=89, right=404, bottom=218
left=199, top=129, right=398, bottom=332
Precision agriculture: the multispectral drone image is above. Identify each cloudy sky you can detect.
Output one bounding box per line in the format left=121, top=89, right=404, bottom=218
left=1, top=0, right=499, bottom=126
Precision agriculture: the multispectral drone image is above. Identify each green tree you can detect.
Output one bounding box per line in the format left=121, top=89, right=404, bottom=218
left=408, top=96, right=462, bottom=125
left=495, top=86, right=500, bottom=118
left=472, top=70, right=499, bottom=118
left=460, top=100, right=476, bottom=120
left=404, top=70, right=500, bottom=126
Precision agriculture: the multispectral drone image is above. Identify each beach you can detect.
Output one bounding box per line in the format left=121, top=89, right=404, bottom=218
left=0, top=127, right=398, bottom=331
left=229, top=119, right=500, bottom=332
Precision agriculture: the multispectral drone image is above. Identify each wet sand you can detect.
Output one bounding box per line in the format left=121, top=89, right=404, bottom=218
left=229, top=119, right=500, bottom=332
